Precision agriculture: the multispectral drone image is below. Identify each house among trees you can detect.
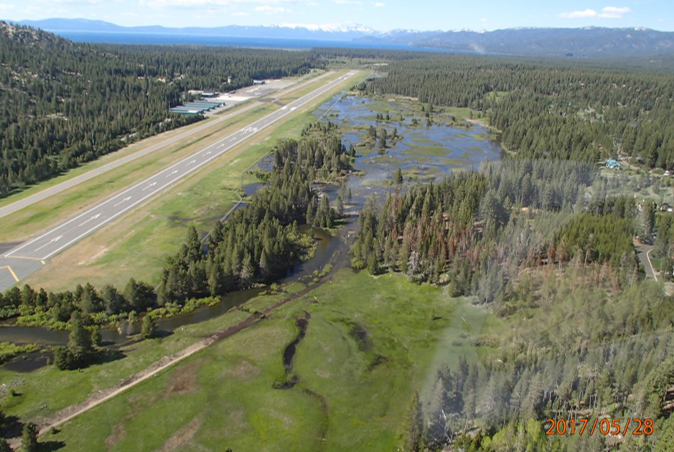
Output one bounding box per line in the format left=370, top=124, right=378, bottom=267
left=605, top=159, right=621, bottom=170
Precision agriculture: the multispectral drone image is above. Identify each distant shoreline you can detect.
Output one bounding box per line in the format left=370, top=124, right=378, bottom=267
left=39, top=30, right=481, bottom=54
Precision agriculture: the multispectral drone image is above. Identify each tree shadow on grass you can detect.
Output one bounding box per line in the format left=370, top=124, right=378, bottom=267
left=93, top=349, right=126, bottom=366
left=0, top=414, right=23, bottom=439
left=40, top=440, right=66, bottom=451
left=153, top=330, right=173, bottom=339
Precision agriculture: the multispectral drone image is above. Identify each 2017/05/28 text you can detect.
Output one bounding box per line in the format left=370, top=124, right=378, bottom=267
left=545, top=418, right=654, bottom=437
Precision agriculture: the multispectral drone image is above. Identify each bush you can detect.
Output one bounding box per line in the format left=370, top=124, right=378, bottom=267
left=141, top=315, right=158, bottom=339
left=53, top=346, right=93, bottom=370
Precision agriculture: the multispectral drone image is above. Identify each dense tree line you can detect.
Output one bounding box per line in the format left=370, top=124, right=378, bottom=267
left=0, top=279, right=155, bottom=324
left=357, top=166, right=670, bottom=450
left=360, top=55, right=674, bottom=167
left=346, top=162, right=667, bottom=450
left=351, top=159, right=637, bottom=294
left=0, top=131, right=349, bottom=327
left=418, top=273, right=674, bottom=451
left=0, top=22, right=322, bottom=195
left=159, top=134, right=350, bottom=302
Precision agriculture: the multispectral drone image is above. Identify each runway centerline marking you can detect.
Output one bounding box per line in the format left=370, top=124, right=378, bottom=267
left=35, top=235, right=62, bottom=252
left=79, top=213, right=101, bottom=227
left=113, top=196, right=132, bottom=207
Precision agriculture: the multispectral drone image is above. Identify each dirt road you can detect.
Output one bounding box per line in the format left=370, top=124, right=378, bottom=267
left=7, top=242, right=350, bottom=449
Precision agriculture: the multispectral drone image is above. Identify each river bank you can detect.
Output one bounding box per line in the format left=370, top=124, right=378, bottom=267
left=1, top=91, right=502, bottom=369
left=1, top=90, right=504, bottom=449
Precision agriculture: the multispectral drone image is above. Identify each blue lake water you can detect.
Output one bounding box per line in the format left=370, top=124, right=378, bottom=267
left=47, top=31, right=474, bottom=53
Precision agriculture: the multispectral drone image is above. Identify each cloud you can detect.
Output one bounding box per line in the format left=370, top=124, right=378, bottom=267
left=143, top=0, right=304, bottom=9
left=332, top=0, right=363, bottom=5
left=255, top=5, right=291, bottom=13
left=559, top=8, right=597, bottom=19
left=374, top=1, right=385, bottom=6
left=559, top=6, right=632, bottom=19
left=599, top=6, right=631, bottom=18
left=38, top=0, right=106, bottom=4
left=0, top=3, right=17, bottom=10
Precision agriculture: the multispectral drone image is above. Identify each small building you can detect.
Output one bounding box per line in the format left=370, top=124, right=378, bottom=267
left=661, top=203, right=672, bottom=212
left=253, top=80, right=266, bottom=85
left=665, top=170, right=671, bottom=177
left=201, top=91, right=219, bottom=98
left=169, top=99, right=224, bottom=115
left=605, top=159, right=621, bottom=170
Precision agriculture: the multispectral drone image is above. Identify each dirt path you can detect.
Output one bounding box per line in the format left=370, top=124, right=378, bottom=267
left=9, top=242, right=349, bottom=448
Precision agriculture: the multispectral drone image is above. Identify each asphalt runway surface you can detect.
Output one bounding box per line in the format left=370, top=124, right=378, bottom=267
left=0, top=71, right=334, bottom=221
left=0, top=71, right=357, bottom=291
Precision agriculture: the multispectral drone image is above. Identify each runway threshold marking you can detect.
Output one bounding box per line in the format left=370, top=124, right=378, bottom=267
left=0, top=255, right=46, bottom=264
left=0, top=265, right=19, bottom=282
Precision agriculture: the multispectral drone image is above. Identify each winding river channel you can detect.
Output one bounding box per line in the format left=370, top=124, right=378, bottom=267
left=0, top=94, right=502, bottom=371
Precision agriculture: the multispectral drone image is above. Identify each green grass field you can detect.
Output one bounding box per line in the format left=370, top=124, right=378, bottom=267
left=34, top=269, right=495, bottom=451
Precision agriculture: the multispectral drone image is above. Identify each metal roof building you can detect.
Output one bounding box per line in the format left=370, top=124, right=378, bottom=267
left=170, top=99, right=224, bottom=115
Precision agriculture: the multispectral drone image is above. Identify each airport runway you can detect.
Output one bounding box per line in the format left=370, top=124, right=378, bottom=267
left=0, top=70, right=336, bottom=221
left=0, top=71, right=357, bottom=290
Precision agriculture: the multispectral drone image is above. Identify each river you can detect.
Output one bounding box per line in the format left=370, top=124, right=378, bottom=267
left=1, top=93, right=502, bottom=371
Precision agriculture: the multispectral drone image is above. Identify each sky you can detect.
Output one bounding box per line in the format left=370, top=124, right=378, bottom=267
left=0, top=0, right=673, bottom=32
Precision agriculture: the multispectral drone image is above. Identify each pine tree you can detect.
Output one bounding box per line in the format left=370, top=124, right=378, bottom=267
left=124, top=278, right=154, bottom=312
left=101, top=284, right=126, bottom=315
left=335, top=195, right=345, bottom=218
left=240, top=253, right=255, bottom=287
left=641, top=200, right=656, bottom=240
left=68, top=311, right=93, bottom=356
left=394, top=168, right=403, bottom=185
left=141, top=315, right=157, bottom=339
left=0, top=439, right=11, bottom=452
left=403, top=391, right=424, bottom=452
left=306, top=201, right=316, bottom=226
left=259, top=250, right=270, bottom=279
left=207, top=260, right=225, bottom=296
left=21, top=422, right=39, bottom=452
left=183, top=226, right=203, bottom=262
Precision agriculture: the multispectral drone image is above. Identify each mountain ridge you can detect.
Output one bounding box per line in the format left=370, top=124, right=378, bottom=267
left=12, top=18, right=674, bottom=56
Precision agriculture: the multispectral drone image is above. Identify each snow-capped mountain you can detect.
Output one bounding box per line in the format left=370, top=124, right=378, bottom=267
left=13, top=19, right=674, bottom=57
left=16, top=19, right=378, bottom=41
left=275, top=23, right=375, bottom=34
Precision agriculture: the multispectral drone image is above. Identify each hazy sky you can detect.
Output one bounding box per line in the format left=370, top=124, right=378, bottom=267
left=1, top=0, right=673, bottom=31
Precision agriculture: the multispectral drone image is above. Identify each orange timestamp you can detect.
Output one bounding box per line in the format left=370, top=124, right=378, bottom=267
left=544, top=418, right=654, bottom=437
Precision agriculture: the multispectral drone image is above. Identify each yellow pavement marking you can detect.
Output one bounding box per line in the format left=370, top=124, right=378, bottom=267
left=0, top=265, right=19, bottom=282
left=0, top=254, right=46, bottom=264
